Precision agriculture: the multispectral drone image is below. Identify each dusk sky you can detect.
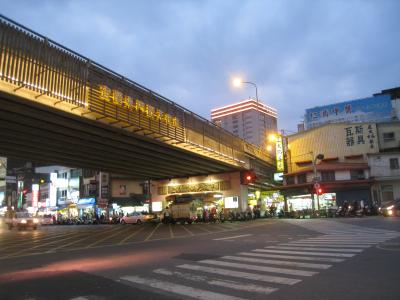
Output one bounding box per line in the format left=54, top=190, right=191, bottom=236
left=2, top=0, right=399, bottom=132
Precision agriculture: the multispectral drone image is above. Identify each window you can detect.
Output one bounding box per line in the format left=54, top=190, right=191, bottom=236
left=350, top=170, right=365, bottom=180
left=286, top=176, right=295, bottom=185
left=390, top=158, right=399, bottom=170
left=383, top=132, right=395, bottom=141
left=58, top=172, right=67, bottom=179
left=297, top=174, right=307, bottom=184
left=321, top=171, right=335, bottom=182
left=70, top=169, right=82, bottom=178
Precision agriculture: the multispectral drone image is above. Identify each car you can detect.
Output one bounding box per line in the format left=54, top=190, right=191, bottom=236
left=381, top=200, right=400, bottom=217
left=142, top=212, right=160, bottom=223
left=120, top=212, right=145, bottom=224
left=7, top=212, right=40, bottom=230
left=41, top=214, right=54, bottom=225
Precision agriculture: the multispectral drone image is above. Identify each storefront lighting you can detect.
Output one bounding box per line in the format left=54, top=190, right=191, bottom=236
left=213, top=194, right=223, bottom=198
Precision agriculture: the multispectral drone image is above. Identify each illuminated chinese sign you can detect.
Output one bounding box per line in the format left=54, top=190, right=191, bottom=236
left=96, top=85, right=178, bottom=127
left=32, top=184, right=39, bottom=208
left=276, top=135, right=284, bottom=172
left=344, top=124, right=377, bottom=149
left=158, top=181, right=230, bottom=195
left=305, top=94, right=392, bottom=129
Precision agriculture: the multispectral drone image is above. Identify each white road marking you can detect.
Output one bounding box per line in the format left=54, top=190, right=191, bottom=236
left=121, top=275, right=246, bottom=300
left=221, top=255, right=332, bottom=269
left=213, top=234, right=252, bottom=241
left=177, top=264, right=301, bottom=285
left=281, top=243, right=370, bottom=248
left=265, top=246, right=363, bottom=253
left=253, top=249, right=355, bottom=257
left=153, top=268, right=278, bottom=295
left=199, top=259, right=318, bottom=277
left=240, top=251, right=345, bottom=262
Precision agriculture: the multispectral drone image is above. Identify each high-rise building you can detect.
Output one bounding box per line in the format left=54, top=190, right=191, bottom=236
left=211, top=98, right=278, bottom=149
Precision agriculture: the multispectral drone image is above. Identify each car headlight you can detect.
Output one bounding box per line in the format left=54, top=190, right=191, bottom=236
left=33, top=218, right=39, bottom=223
left=21, top=219, right=27, bottom=224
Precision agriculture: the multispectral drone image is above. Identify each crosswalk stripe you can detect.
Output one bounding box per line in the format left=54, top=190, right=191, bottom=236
left=253, top=249, right=355, bottom=257
left=298, top=240, right=377, bottom=244
left=265, top=246, right=363, bottom=253
left=221, top=255, right=332, bottom=269
left=304, top=238, right=388, bottom=242
left=240, top=252, right=345, bottom=262
left=153, top=268, right=278, bottom=295
left=121, top=275, right=246, bottom=300
left=199, top=259, right=318, bottom=277
left=177, top=264, right=302, bottom=285
left=281, top=243, right=370, bottom=248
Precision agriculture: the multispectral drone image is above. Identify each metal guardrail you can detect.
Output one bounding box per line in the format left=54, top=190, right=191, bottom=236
left=0, top=14, right=275, bottom=166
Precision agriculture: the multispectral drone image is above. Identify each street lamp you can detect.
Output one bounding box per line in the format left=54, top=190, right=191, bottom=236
left=232, top=78, right=259, bottom=103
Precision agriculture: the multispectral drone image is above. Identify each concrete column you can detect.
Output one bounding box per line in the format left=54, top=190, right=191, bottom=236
left=239, top=184, right=248, bottom=212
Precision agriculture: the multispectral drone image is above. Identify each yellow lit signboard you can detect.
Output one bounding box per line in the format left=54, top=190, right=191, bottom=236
left=276, top=135, right=284, bottom=172
left=96, top=84, right=178, bottom=127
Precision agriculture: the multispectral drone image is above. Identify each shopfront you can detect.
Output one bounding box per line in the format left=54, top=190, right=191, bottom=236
left=110, top=195, right=149, bottom=217
left=77, top=197, right=96, bottom=218
left=151, top=172, right=246, bottom=212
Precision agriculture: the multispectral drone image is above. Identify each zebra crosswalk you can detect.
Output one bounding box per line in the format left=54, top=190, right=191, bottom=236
left=118, top=222, right=400, bottom=300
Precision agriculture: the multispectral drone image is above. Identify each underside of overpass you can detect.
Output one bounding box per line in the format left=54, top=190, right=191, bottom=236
left=0, top=90, right=238, bottom=179
left=0, top=15, right=275, bottom=183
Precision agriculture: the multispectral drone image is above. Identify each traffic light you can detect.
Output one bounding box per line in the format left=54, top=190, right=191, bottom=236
left=240, top=170, right=257, bottom=185
left=316, top=186, right=323, bottom=195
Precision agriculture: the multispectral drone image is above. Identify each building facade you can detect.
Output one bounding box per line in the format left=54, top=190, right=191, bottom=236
left=211, top=99, right=277, bottom=150
left=151, top=172, right=248, bottom=213
left=281, top=123, right=379, bottom=210
left=368, top=122, right=400, bottom=205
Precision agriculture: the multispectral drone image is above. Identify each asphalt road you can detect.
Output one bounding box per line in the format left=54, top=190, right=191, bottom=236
left=0, top=217, right=399, bottom=300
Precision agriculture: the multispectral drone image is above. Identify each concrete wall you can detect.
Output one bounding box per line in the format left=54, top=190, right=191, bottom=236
left=111, top=179, right=143, bottom=197
left=287, top=123, right=378, bottom=173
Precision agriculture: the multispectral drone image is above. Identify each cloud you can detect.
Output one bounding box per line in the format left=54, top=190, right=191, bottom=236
left=1, top=0, right=399, bottom=131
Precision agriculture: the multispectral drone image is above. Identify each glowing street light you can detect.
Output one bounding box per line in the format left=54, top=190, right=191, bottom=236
left=232, top=77, right=259, bottom=102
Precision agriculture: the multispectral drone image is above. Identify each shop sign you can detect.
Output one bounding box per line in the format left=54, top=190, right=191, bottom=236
left=97, top=199, right=108, bottom=208
left=96, top=85, right=179, bottom=128
left=32, top=184, right=39, bottom=208
left=78, top=198, right=96, bottom=205
left=274, top=172, right=283, bottom=182
left=276, top=135, right=284, bottom=172
left=344, top=124, right=377, bottom=149
left=224, top=196, right=239, bottom=209
left=158, top=181, right=230, bottom=195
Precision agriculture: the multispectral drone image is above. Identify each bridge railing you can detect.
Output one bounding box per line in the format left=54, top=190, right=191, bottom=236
left=0, top=15, right=275, bottom=167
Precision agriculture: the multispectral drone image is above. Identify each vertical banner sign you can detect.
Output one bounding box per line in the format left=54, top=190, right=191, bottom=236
left=276, top=135, right=284, bottom=172
left=32, top=184, right=39, bottom=208
left=17, top=181, right=24, bottom=209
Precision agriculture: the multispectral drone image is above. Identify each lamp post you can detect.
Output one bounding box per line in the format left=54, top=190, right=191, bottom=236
left=232, top=78, right=259, bottom=104
left=233, top=77, right=264, bottom=148
left=312, top=153, right=324, bottom=212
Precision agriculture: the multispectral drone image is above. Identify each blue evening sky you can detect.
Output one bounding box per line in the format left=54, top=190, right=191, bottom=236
left=1, top=0, right=399, bottom=132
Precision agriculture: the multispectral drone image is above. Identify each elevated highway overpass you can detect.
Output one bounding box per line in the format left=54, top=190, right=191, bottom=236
left=0, top=15, right=275, bottom=182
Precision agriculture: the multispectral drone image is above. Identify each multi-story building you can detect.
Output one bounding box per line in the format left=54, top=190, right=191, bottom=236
left=280, top=122, right=379, bottom=210
left=211, top=98, right=278, bottom=150
left=303, top=87, right=400, bottom=130
left=368, top=122, right=400, bottom=205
